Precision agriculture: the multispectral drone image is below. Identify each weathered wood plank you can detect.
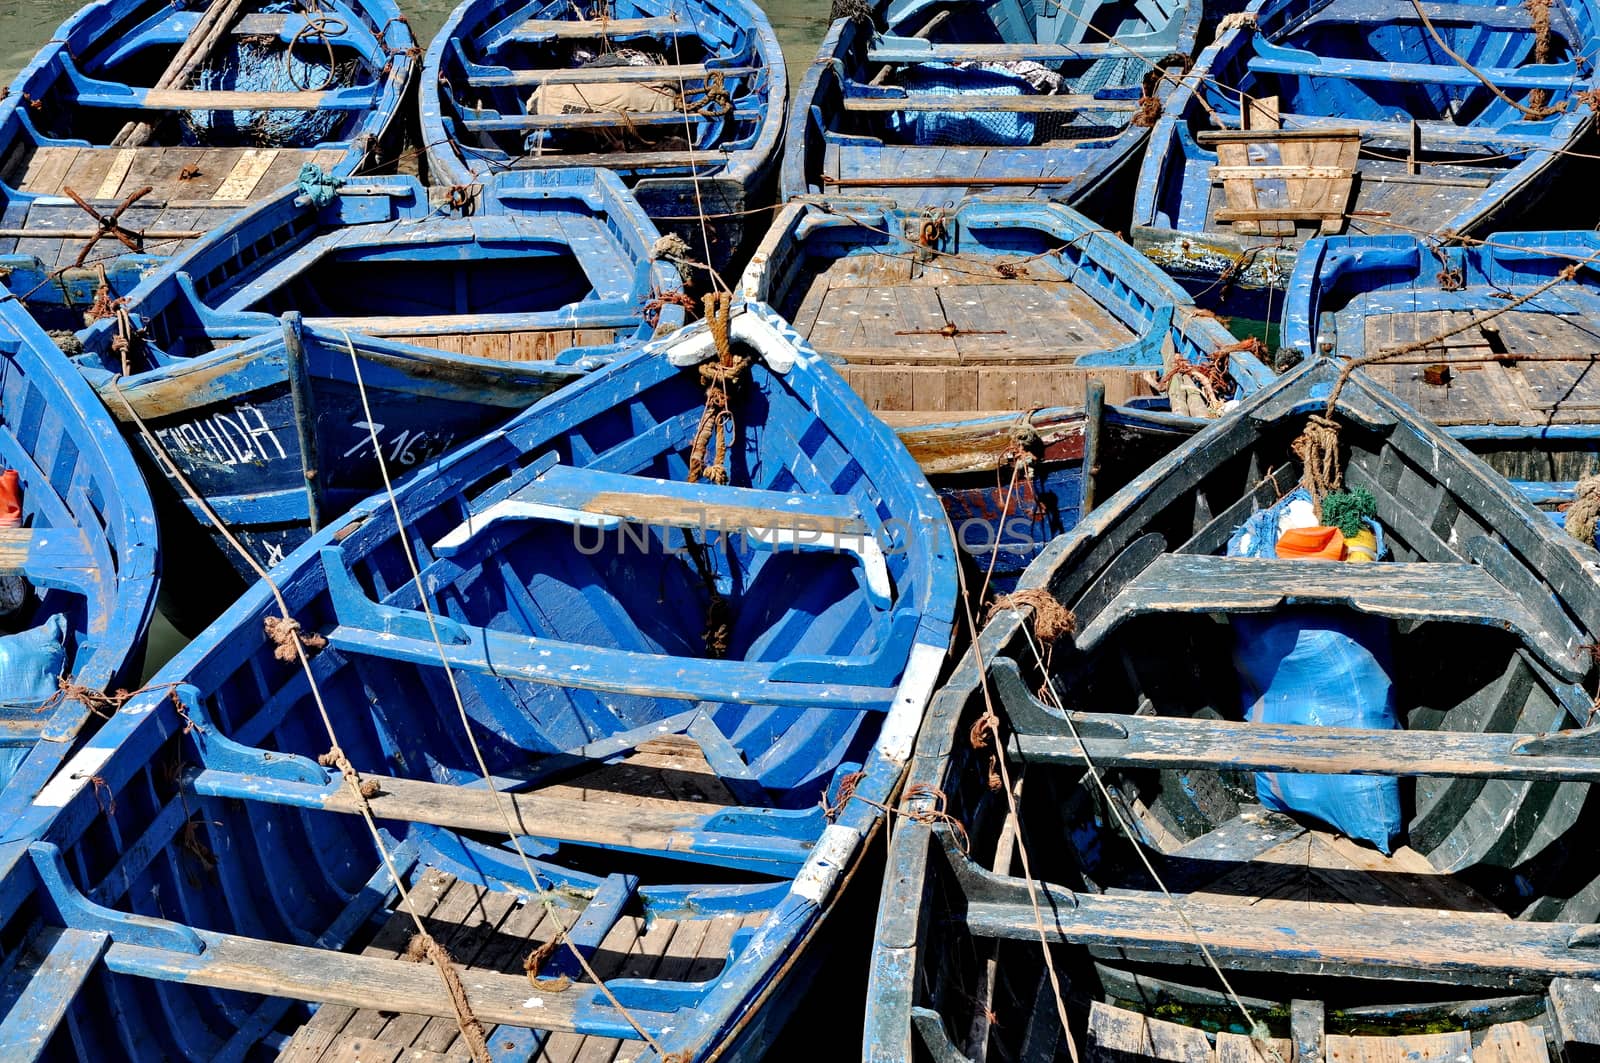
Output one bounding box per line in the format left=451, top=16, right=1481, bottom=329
left=1473, top=1022, right=1550, bottom=1062
left=1325, top=1030, right=1471, bottom=1060
left=843, top=94, right=1140, bottom=114
left=1086, top=1001, right=1214, bottom=1061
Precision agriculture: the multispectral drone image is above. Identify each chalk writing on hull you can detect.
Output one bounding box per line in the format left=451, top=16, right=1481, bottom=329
left=341, top=421, right=459, bottom=467
left=154, top=404, right=288, bottom=470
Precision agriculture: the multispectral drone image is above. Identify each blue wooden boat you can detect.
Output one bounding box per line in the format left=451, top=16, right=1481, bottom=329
left=741, top=196, right=1274, bottom=586
left=0, top=284, right=157, bottom=814
left=1282, top=230, right=1600, bottom=538
left=866, top=355, right=1600, bottom=1061
left=781, top=0, right=1201, bottom=210
left=67, top=170, right=682, bottom=625
left=0, top=0, right=418, bottom=331
left=420, top=0, right=786, bottom=276
left=1131, top=0, right=1600, bottom=319
left=0, top=302, right=956, bottom=1063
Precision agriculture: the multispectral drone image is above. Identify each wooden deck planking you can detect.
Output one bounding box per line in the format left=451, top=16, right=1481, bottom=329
left=9, top=145, right=343, bottom=203
left=1188, top=829, right=1506, bottom=916
left=1360, top=310, right=1600, bottom=424
left=791, top=250, right=1141, bottom=411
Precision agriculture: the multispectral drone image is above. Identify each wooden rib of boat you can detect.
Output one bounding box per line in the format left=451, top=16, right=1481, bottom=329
left=782, top=0, right=1200, bottom=211
left=420, top=0, right=786, bottom=276
left=0, top=0, right=418, bottom=331
left=741, top=195, right=1274, bottom=586
left=0, top=302, right=955, bottom=1063
left=1282, top=230, right=1600, bottom=540
left=69, top=170, right=682, bottom=627
left=0, top=286, right=157, bottom=815
left=865, top=355, right=1600, bottom=1061
left=1132, top=0, right=1600, bottom=318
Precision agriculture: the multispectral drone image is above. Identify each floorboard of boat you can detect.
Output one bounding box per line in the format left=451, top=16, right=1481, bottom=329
left=1351, top=309, right=1600, bottom=426
left=0, top=145, right=346, bottom=268
left=1188, top=828, right=1506, bottom=916
left=277, top=737, right=760, bottom=1061
left=786, top=252, right=1153, bottom=411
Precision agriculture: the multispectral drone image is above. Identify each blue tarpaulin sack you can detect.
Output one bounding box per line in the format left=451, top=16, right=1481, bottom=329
left=0, top=613, right=67, bottom=789
left=1226, top=488, right=1401, bottom=853
left=0, top=613, right=66, bottom=708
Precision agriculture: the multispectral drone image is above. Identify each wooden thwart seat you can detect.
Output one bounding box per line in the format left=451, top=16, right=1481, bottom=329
left=183, top=766, right=815, bottom=873
left=844, top=94, right=1140, bottom=113
left=1073, top=552, right=1581, bottom=675
left=467, top=62, right=757, bottom=88
left=938, top=832, right=1600, bottom=987
left=508, top=16, right=690, bottom=40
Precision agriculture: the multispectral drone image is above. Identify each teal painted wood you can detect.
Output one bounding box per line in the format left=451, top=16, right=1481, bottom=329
left=1283, top=229, right=1600, bottom=540
left=742, top=196, right=1274, bottom=588
left=865, top=357, right=1600, bottom=1060
left=0, top=303, right=955, bottom=1062
left=68, top=171, right=684, bottom=628
left=1132, top=0, right=1600, bottom=306
left=419, top=0, right=787, bottom=275
left=783, top=0, right=1200, bottom=210
left=0, top=287, right=157, bottom=826
left=0, top=0, right=418, bottom=331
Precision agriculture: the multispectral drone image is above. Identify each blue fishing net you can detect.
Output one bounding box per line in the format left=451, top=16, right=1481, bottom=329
left=885, top=63, right=1038, bottom=146
left=182, top=2, right=357, bottom=148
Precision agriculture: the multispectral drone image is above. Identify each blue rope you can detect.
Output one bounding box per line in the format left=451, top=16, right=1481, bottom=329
left=297, top=164, right=344, bottom=207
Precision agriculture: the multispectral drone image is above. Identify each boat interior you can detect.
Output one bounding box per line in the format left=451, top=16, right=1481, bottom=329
left=898, top=365, right=1600, bottom=1059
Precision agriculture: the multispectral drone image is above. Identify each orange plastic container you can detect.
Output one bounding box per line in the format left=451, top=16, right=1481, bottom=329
left=1275, top=525, right=1345, bottom=561
left=0, top=470, right=23, bottom=529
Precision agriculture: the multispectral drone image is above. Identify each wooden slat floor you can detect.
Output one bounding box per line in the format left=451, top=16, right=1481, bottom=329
left=1360, top=309, right=1600, bottom=426
left=278, top=736, right=764, bottom=1062
left=779, top=251, right=1156, bottom=412
left=0, top=145, right=346, bottom=270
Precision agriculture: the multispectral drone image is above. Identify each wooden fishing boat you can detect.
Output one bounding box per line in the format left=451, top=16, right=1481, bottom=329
left=0, top=302, right=956, bottom=1063
left=0, top=285, right=157, bottom=814
left=781, top=0, right=1200, bottom=212
left=1282, top=230, right=1600, bottom=540
left=1131, top=0, right=1600, bottom=319
left=420, top=0, right=786, bottom=276
left=68, top=170, right=683, bottom=625
left=865, top=355, right=1600, bottom=1061
left=0, top=0, right=418, bottom=331
left=741, top=195, right=1274, bottom=586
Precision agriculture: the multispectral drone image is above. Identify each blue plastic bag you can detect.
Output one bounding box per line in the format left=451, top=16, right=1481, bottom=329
left=1231, top=610, right=1401, bottom=852
left=0, top=613, right=66, bottom=709
left=1226, top=489, right=1400, bottom=852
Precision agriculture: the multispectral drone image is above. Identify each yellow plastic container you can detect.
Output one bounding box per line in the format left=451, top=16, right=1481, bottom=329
left=1343, top=527, right=1378, bottom=563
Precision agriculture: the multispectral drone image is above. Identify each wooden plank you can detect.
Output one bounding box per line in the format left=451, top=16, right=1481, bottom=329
left=1474, top=1023, right=1550, bottom=1062
left=1210, top=165, right=1351, bottom=181
left=1325, top=1031, right=1472, bottom=1060
left=142, top=89, right=334, bottom=111
left=102, top=928, right=669, bottom=1036
left=1217, top=1033, right=1293, bottom=1063
left=1197, top=127, right=1364, bottom=144
left=185, top=768, right=772, bottom=856
left=1086, top=1001, right=1214, bottom=1062
left=93, top=149, right=139, bottom=201
left=469, top=63, right=756, bottom=88
left=1548, top=979, right=1600, bottom=1055
left=212, top=149, right=280, bottom=201
left=0, top=928, right=111, bottom=1058
left=513, top=17, right=687, bottom=37
left=843, top=94, right=1140, bottom=113
left=17, top=148, right=81, bottom=196
left=278, top=868, right=459, bottom=1061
